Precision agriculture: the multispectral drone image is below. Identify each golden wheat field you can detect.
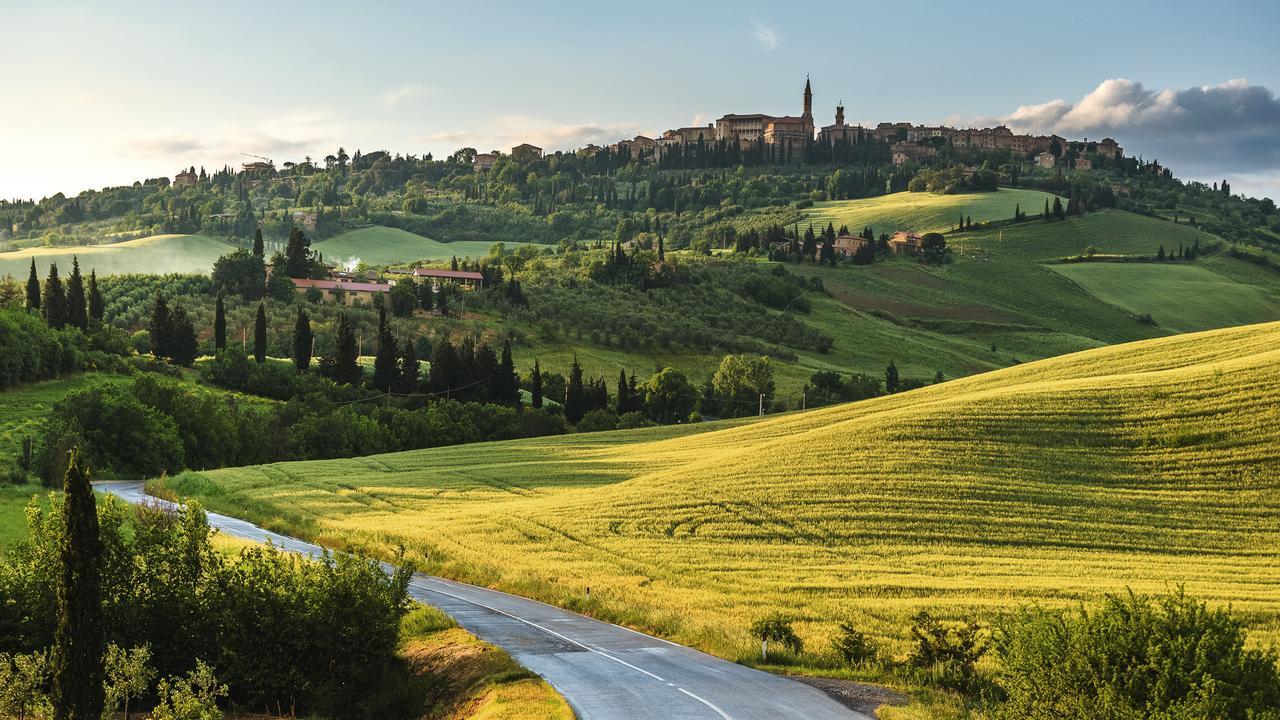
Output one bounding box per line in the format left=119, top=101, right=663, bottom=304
left=167, top=321, right=1280, bottom=662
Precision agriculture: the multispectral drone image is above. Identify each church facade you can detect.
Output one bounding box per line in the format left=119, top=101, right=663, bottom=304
left=716, top=77, right=817, bottom=157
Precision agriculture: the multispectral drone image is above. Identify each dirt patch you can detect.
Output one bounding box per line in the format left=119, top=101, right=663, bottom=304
left=792, top=676, right=908, bottom=716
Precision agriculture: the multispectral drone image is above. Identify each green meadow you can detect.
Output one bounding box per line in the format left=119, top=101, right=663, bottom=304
left=801, top=187, right=1057, bottom=234
left=0, top=234, right=235, bottom=277
left=313, top=226, right=534, bottom=266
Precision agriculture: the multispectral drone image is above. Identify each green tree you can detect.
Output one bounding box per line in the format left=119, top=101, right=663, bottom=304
left=51, top=449, right=106, bottom=720
left=291, top=306, right=312, bottom=371
left=564, top=356, right=587, bottom=423
left=169, top=305, right=198, bottom=367
left=210, top=249, right=266, bottom=300
left=284, top=227, right=313, bottom=278
left=372, top=308, right=399, bottom=393
left=253, top=303, right=267, bottom=364
left=750, top=614, right=802, bottom=661
left=389, top=281, right=417, bottom=317
left=416, top=281, right=434, bottom=312
left=530, top=359, right=543, bottom=409
left=213, top=292, right=226, bottom=351
left=711, top=354, right=774, bottom=416
left=104, top=644, right=155, bottom=720
left=150, top=660, right=226, bottom=720
left=265, top=253, right=295, bottom=302
left=65, top=257, right=87, bottom=332
left=42, top=263, right=67, bottom=330
left=150, top=293, right=172, bottom=359
left=87, top=270, right=104, bottom=322
left=328, top=313, right=361, bottom=385
left=642, top=367, right=696, bottom=423
left=497, top=338, right=519, bottom=405
left=25, top=258, right=41, bottom=312
left=396, top=339, right=419, bottom=394
left=885, top=360, right=900, bottom=394
left=251, top=227, right=264, bottom=257
left=0, top=650, right=51, bottom=720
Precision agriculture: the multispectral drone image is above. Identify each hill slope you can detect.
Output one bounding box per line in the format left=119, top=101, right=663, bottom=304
left=0, top=234, right=235, bottom=277
left=169, top=322, right=1280, bottom=658
left=313, top=226, right=532, bottom=265
left=802, top=187, right=1056, bottom=234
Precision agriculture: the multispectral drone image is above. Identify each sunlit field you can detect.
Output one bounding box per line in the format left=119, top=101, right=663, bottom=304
left=802, top=188, right=1057, bottom=234
left=165, top=321, right=1280, bottom=664
left=313, top=226, right=536, bottom=266
left=0, top=234, right=235, bottom=277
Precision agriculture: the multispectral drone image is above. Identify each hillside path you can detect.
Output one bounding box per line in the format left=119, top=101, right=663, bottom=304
left=97, top=481, right=868, bottom=720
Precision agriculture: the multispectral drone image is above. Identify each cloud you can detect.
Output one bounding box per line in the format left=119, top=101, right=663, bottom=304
left=752, top=19, right=778, bottom=51
left=115, top=111, right=345, bottom=166
left=423, top=116, right=649, bottom=155
left=963, top=78, right=1280, bottom=192
left=379, top=84, right=433, bottom=108
left=123, top=136, right=205, bottom=157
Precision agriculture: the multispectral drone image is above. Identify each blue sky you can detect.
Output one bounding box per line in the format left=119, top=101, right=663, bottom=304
left=3, top=0, right=1279, bottom=199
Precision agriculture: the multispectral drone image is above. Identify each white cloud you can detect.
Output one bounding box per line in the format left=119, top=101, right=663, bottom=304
left=114, top=111, right=346, bottom=167
left=378, top=84, right=434, bottom=108
left=423, top=115, right=650, bottom=155
left=752, top=19, right=778, bottom=51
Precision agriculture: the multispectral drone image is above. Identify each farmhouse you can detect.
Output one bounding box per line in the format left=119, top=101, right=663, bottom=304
left=473, top=152, right=498, bottom=172
left=173, top=168, right=198, bottom=187
left=832, top=234, right=874, bottom=256
left=891, top=142, right=936, bottom=166
left=1037, top=152, right=1057, bottom=168
left=1074, top=156, right=1094, bottom=171
left=511, top=143, right=543, bottom=161
left=887, top=231, right=923, bottom=255
left=412, top=267, right=485, bottom=290
left=292, top=278, right=390, bottom=304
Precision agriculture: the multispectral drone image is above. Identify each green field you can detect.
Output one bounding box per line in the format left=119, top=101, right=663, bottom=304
left=1048, top=262, right=1280, bottom=332
left=802, top=188, right=1057, bottom=234
left=0, top=375, right=131, bottom=462
left=166, top=321, right=1280, bottom=665
left=314, top=226, right=535, bottom=266
left=0, top=484, right=46, bottom=552
left=0, top=234, right=235, bottom=278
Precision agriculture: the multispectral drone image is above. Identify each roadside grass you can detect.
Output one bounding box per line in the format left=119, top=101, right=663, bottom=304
left=801, top=188, right=1057, bottom=235
left=1047, top=262, right=1280, bottom=332
left=0, top=484, right=47, bottom=552
left=314, top=226, right=534, bottom=266
left=0, top=234, right=235, bottom=277
left=166, top=321, right=1280, bottom=682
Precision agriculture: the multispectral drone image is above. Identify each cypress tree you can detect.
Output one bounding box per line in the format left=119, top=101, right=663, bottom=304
left=565, top=356, right=587, bottom=423
left=25, top=258, right=41, bottom=311
left=43, top=263, right=68, bottom=329
left=283, top=227, right=312, bottom=278
left=372, top=318, right=399, bottom=392
left=616, top=369, right=630, bottom=414
left=252, top=227, right=264, bottom=257
left=499, top=338, right=519, bottom=405
left=169, top=304, right=198, bottom=367
left=1043, top=198, right=1051, bottom=221
left=429, top=337, right=456, bottom=396
left=397, top=339, right=419, bottom=394
left=885, top=360, right=900, bottom=394
left=292, top=305, right=312, bottom=371
left=531, top=359, right=543, bottom=409
left=332, top=313, right=361, bottom=385
left=214, top=292, right=226, bottom=350
left=87, top=270, right=103, bottom=322
left=149, top=293, right=171, bottom=359
left=51, top=449, right=106, bottom=720
left=66, top=257, right=87, bottom=331
left=253, top=302, right=267, bottom=363
left=417, top=281, right=434, bottom=311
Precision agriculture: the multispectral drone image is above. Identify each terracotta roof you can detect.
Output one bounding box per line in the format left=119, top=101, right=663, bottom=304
left=412, top=268, right=485, bottom=281
left=292, top=278, right=390, bottom=293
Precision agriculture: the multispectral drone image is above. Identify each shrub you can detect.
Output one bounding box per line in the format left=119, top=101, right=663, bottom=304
left=577, top=408, right=619, bottom=432
left=35, top=381, right=184, bottom=482
left=992, top=590, right=1280, bottom=719
left=750, top=614, right=803, bottom=661
left=151, top=660, right=227, bottom=720
left=616, top=411, right=655, bottom=429
left=832, top=621, right=878, bottom=667
left=908, top=611, right=985, bottom=693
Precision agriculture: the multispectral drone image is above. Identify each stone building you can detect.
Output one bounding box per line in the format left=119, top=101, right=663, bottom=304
left=511, top=143, right=542, bottom=161
left=174, top=168, right=198, bottom=187
left=715, top=77, right=815, bottom=152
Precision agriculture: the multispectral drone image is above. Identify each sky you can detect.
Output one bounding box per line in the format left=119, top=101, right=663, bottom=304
left=2, top=0, right=1279, bottom=201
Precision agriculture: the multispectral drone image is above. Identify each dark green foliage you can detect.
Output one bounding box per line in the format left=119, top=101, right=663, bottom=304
left=51, top=449, right=105, bottom=720
left=396, top=339, right=419, bottom=394
left=35, top=381, right=184, bottom=482
left=253, top=303, right=267, bottom=364
left=87, top=270, right=103, bottom=322
left=168, top=304, right=198, bottom=367
left=0, top=308, right=86, bottom=388
left=804, top=370, right=881, bottom=408
left=389, top=281, right=417, bottom=318
left=885, top=360, right=900, bottom=394
left=415, top=281, right=434, bottom=312
left=283, top=227, right=314, bottom=278
left=43, top=263, right=67, bottom=330
left=292, top=306, right=312, bottom=371
left=429, top=337, right=457, bottom=397
left=920, top=233, right=949, bottom=265
left=642, top=367, right=695, bottom=423
left=577, top=408, right=618, bottom=432
left=210, top=249, right=266, bottom=300
left=564, top=357, right=587, bottom=424
left=65, top=257, right=87, bottom=332
left=26, top=258, right=41, bottom=311
left=530, top=359, right=543, bottom=409
left=497, top=338, right=519, bottom=406
left=750, top=614, right=803, bottom=660
left=251, top=227, right=264, bottom=257
left=832, top=621, right=878, bottom=667
left=213, top=292, right=226, bottom=350
left=326, top=313, right=361, bottom=386
left=149, top=293, right=171, bottom=359
left=993, top=590, right=1280, bottom=719
left=909, top=611, right=986, bottom=693
left=372, top=310, right=399, bottom=393
left=265, top=253, right=295, bottom=302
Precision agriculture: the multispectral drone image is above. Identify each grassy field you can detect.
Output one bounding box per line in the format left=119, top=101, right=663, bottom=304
left=801, top=188, right=1057, bottom=235
left=0, top=374, right=131, bottom=463
left=165, top=321, right=1280, bottom=668
left=314, top=226, right=534, bottom=266
left=1048, top=262, right=1280, bottom=332
left=0, top=234, right=235, bottom=278
left=0, top=484, right=47, bottom=551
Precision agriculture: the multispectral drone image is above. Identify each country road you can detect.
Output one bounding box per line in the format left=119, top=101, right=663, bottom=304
left=97, top=481, right=869, bottom=720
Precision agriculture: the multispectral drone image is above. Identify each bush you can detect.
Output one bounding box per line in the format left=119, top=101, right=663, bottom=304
left=993, top=590, right=1280, bottom=719
left=750, top=614, right=803, bottom=661
left=519, top=408, right=567, bottom=438
left=616, top=411, right=655, bottom=429
left=0, top=308, right=87, bottom=388
left=35, top=381, right=184, bottom=482
left=908, top=611, right=985, bottom=693
left=151, top=661, right=226, bottom=720
left=832, top=621, right=878, bottom=667
left=576, top=408, right=619, bottom=432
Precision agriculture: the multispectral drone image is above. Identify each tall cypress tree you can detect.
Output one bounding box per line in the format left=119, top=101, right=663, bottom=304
left=530, top=359, right=543, bottom=409
left=397, top=339, right=419, bottom=394
left=283, top=227, right=312, bottom=278
left=25, top=258, right=41, bottom=311
left=66, top=256, right=87, bottom=332
left=292, top=305, right=312, bottom=371
left=87, top=270, right=104, bottom=322
left=429, top=337, right=456, bottom=397
left=253, top=303, right=267, bottom=363
left=565, top=356, right=587, bottom=424
left=616, top=369, right=630, bottom=414
left=499, top=338, right=519, bottom=405
left=885, top=360, right=900, bottom=394
left=43, top=263, right=68, bottom=329
left=214, top=292, right=226, bottom=350
left=252, top=227, right=264, bottom=257
left=51, top=449, right=105, bottom=720
left=332, top=313, right=360, bottom=385
left=149, top=293, right=171, bottom=359
left=169, top=304, right=198, bottom=367
left=372, top=315, right=399, bottom=392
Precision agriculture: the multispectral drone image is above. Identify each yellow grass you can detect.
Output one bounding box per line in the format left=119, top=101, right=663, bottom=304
left=170, top=321, right=1280, bottom=665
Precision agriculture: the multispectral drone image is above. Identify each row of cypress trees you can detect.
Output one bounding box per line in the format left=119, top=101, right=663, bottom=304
left=24, top=257, right=104, bottom=331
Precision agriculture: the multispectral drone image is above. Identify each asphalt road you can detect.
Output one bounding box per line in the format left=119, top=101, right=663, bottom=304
left=99, top=481, right=869, bottom=720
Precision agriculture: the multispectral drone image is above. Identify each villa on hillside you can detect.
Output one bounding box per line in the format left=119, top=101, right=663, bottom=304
left=887, top=231, right=924, bottom=255
left=511, top=143, right=543, bottom=161
left=292, top=277, right=390, bottom=303
left=832, top=234, right=874, bottom=256
left=412, top=267, right=485, bottom=290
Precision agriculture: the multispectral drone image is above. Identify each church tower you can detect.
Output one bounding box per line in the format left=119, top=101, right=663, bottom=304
left=836, top=101, right=845, bottom=127
left=803, top=76, right=813, bottom=117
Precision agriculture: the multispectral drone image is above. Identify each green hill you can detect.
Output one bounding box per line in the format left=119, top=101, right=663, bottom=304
left=0, top=234, right=235, bottom=278
left=313, top=226, right=533, bottom=266
left=802, top=187, right=1057, bottom=234
left=167, top=321, right=1280, bottom=661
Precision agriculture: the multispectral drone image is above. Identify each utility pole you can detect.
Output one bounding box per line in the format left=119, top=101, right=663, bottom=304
left=801, top=391, right=806, bottom=411
left=758, top=393, right=764, bottom=417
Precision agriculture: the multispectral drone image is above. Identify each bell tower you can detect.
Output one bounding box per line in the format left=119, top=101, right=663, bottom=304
left=836, top=101, right=845, bottom=127
left=803, top=75, right=813, bottom=117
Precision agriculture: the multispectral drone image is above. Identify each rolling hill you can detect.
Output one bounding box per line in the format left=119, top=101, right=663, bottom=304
left=801, top=187, right=1056, bottom=235
left=0, top=234, right=235, bottom=278
left=166, top=321, right=1280, bottom=661
left=313, top=226, right=534, bottom=266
